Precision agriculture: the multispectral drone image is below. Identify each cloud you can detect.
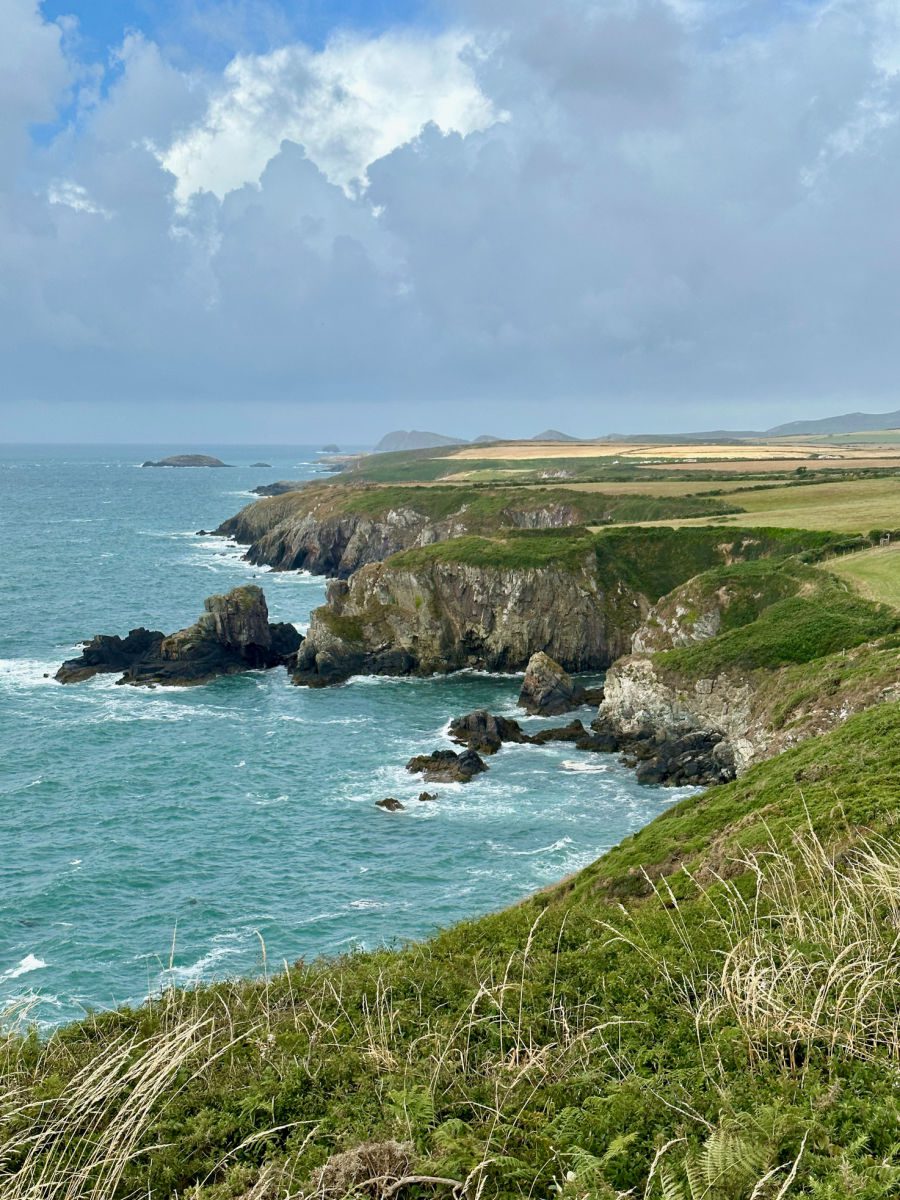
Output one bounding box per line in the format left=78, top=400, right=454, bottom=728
left=4, top=0, right=900, bottom=438
left=160, top=29, right=501, bottom=202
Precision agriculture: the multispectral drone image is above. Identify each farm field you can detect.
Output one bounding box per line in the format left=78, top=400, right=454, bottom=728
left=598, top=477, right=900, bottom=534
left=824, top=543, right=900, bottom=608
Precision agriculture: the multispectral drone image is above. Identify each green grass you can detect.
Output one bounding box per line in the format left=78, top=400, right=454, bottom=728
left=659, top=589, right=899, bottom=674
left=617, top=477, right=900, bottom=535
left=8, top=705, right=900, bottom=1197
left=387, top=525, right=856, bottom=587
left=824, top=544, right=900, bottom=609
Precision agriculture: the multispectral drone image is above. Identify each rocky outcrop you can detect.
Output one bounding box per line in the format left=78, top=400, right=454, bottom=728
left=518, top=652, right=587, bottom=715
left=448, top=710, right=528, bottom=754
left=141, top=455, right=230, bottom=467
left=56, top=586, right=301, bottom=686
left=376, top=797, right=405, bottom=811
left=216, top=484, right=597, bottom=578
left=406, top=749, right=488, bottom=783
left=293, top=556, right=641, bottom=686
left=251, top=481, right=305, bottom=497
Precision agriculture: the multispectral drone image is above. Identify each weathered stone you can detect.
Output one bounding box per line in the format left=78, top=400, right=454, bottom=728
left=448, top=710, right=528, bottom=754
left=518, top=652, right=587, bottom=715
left=375, top=797, right=405, bottom=811
left=56, top=586, right=301, bottom=687
left=405, top=748, right=488, bottom=783
left=418, top=791, right=438, bottom=802
left=529, top=719, right=588, bottom=744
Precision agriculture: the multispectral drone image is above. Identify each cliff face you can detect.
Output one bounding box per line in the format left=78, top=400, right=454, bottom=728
left=216, top=487, right=590, bottom=577
left=215, top=483, right=743, bottom=578
left=599, top=560, right=900, bottom=773
left=293, top=556, right=645, bottom=684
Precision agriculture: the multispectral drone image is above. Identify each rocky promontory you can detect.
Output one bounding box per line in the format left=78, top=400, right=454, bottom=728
left=292, top=552, right=638, bottom=686
left=141, top=455, right=230, bottom=468
left=56, top=586, right=301, bottom=686
left=216, top=483, right=742, bottom=578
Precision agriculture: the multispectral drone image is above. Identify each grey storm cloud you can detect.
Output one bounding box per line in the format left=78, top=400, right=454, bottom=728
left=3, top=0, right=900, bottom=438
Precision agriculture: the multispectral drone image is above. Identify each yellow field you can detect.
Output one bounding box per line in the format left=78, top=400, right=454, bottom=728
left=446, top=440, right=851, bottom=463
left=824, top=544, right=900, bottom=608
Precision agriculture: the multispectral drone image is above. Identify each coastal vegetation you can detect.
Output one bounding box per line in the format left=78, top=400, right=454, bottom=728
left=6, top=704, right=900, bottom=1196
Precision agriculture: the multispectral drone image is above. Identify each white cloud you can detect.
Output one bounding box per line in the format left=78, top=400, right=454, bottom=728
left=160, top=29, right=501, bottom=203
left=47, top=179, right=111, bottom=217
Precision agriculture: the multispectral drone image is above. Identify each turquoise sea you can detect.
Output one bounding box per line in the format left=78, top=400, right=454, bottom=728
left=0, top=445, right=687, bottom=1027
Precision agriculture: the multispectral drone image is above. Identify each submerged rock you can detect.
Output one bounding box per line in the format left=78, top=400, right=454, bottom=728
left=56, top=585, right=301, bottom=687
left=518, top=652, right=587, bottom=715
left=448, top=710, right=528, bottom=754
left=405, top=748, right=488, bottom=783
left=376, top=797, right=405, bottom=812
left=418, top=791, right=438, bottom=802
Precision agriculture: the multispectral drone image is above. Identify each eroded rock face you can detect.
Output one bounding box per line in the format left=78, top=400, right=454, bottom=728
left=293, top=559, right=637, bottom=686
left=448, top=710, right=528, bottom=754
left=405, top=748, right=488, bottom=783
left=216, top=485, right=595, bottom=578
left=56, top=586, right=301, bottom=687
left=518, top=652, right=587, bottom=715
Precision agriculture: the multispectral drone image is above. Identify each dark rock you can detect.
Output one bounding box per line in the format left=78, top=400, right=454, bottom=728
left=56, top=586, right=301, bottom=687
left=418, top=791, right=438, bottom=801
left=405, top=748, right=488, bottom=783
left=55, top=628, right=164, bottom=684
left=251, top=480, right=306, bottom=496
left=583, top=686, right=605, bottom=706
left=141, top=455, right=230, bottom=468
left=448, top=710, right=528, bottom=754
left=249, top=462, right=272, bottom=468
left=376, top=797, right=405, bottom=811
left=518, top=652, right=587, bottom=715
left=530, top=719, right=587, bottom=745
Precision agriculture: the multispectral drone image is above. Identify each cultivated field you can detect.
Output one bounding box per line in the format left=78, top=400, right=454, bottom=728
left=596, top=477, right=900, bottom=535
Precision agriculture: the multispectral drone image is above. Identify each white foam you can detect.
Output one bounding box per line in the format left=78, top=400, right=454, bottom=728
left=560, top=759, right=612, bottom=773
left=2, top=954, right=47, bottom=981
left=0, top=659, right=58, bottom=689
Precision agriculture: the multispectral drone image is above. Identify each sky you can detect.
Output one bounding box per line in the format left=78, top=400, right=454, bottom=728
left=3, top=0, right=900, bottom=443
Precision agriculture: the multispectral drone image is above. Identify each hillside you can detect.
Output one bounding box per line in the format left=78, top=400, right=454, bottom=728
left=767, top=408, right=900, bottom=436
left=6, top=703, right=900, bottom=1196
left=373, top=431, right=467, bottom=452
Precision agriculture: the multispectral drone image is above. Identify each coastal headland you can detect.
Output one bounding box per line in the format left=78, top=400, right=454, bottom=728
left=22, top=431, right=900, bottom=1197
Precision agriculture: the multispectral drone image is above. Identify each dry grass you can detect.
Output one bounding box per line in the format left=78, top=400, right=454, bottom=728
left=624, top=827, right=900, bottom=1072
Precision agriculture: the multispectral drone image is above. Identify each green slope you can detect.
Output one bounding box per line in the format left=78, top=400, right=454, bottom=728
left=6, top=705, right=900, bottom=1197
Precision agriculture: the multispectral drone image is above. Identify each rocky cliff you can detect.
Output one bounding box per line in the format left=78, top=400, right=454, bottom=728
left=291, top=527, right=859, bottom=687
left=215, top=483, right=742, bottom=577
left=598, top=558, right=900, bottom=774
left=293, top=556, right=643, bottom=685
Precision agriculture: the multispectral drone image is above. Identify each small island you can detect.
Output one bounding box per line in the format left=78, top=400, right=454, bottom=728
left=141, top=455, right=231, bottom=468
left=249, top=461, right=272, bottom=468
left=320, top=444, right=340, bottom=452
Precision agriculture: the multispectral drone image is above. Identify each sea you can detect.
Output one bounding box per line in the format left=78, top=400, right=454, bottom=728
left=0, top=444, right=690, bottom=1027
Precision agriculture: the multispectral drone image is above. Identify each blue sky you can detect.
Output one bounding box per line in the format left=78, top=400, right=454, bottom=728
left=42, top=0, right=436, bottom=62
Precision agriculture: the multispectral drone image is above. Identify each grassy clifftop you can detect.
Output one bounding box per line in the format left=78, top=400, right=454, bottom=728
left=6, top=705, right=900, bottom=1196
left=388, top=525, right=857, bottom=591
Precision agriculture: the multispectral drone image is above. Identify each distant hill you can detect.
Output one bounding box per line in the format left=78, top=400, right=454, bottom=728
left=766, top=410, right=900, bottom=437
left=373, top=430, right=467, bottom=453
left=472, top=434, right=502, bottom=444
left=531, top=429, right=579, bottom=442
